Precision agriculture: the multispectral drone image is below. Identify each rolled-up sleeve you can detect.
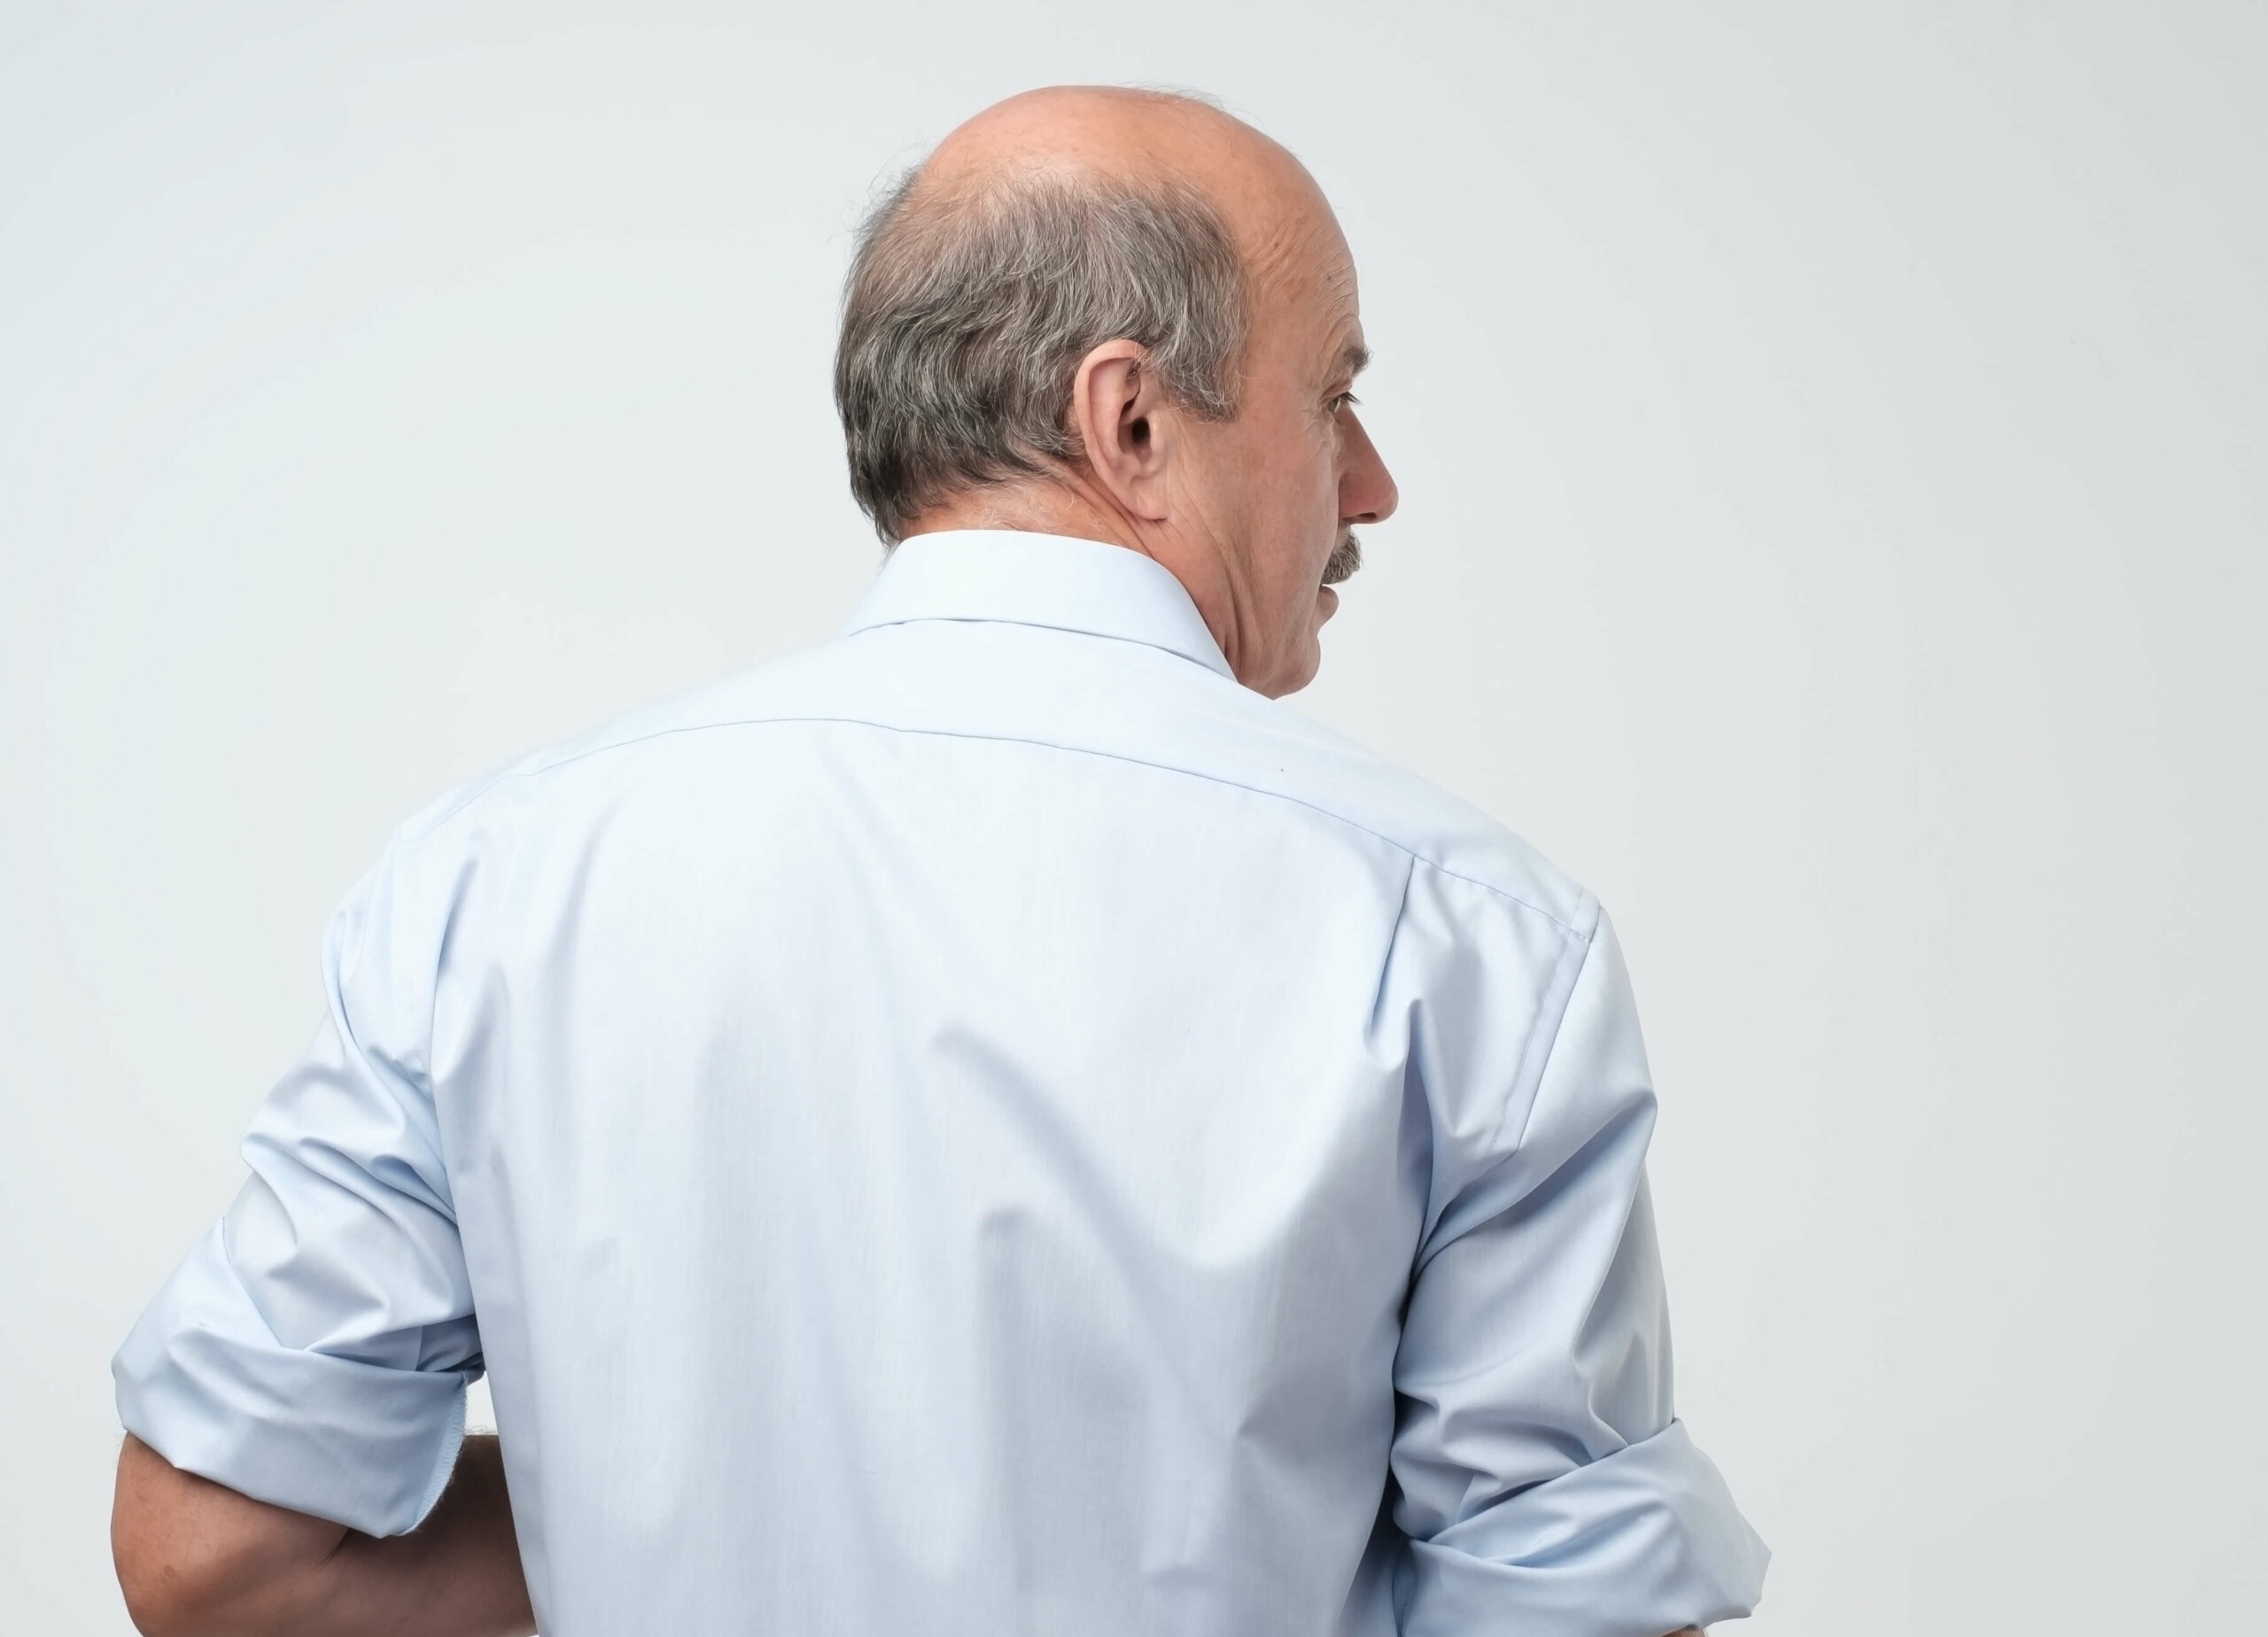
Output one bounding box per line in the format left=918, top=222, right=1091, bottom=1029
left=113, top=841, right=480, bottom=1538
left=1391, top=900, right=1768, bottom=1635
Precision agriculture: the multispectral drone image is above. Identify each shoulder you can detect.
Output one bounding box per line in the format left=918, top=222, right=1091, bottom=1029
left=1192, top=685, right=1600, bottom=943
left=383, top=646, right=847, bottom=850
left=374, top=633, right=1597, bottom=944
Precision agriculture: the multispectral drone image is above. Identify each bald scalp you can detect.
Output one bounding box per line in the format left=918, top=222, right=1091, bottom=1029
left=835, top=89, right=1268, bottom=543
left=924, top=88, right=1278, bottom=206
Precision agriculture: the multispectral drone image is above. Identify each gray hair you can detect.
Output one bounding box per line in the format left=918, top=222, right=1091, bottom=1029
left=834, top=166, right=1248, bottom=544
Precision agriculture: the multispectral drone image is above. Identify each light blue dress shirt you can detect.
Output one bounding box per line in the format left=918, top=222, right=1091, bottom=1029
left=116, top=531, right=1767, bottom=1635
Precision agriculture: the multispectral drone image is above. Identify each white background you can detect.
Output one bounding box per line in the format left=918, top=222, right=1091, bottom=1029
left=4, top=3, right=2261, bottom=1631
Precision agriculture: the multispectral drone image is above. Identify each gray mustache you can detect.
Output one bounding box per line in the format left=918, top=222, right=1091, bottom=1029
left=1322, top=531, right=1363, bottom=586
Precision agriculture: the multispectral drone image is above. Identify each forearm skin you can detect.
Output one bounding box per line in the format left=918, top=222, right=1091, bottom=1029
left=111, top=1429, right=1703, bottom=1637
left=113, top=1432, right=534, bottom=1637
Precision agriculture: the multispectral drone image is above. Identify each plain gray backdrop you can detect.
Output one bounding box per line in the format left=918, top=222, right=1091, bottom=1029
left=4, top=3, right=2262, bottom=1632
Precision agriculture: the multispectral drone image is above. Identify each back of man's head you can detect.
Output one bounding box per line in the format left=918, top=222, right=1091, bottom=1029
left=835, top=90, right=1260, bottom=545
left=831, top=87, right=1394, bottom=701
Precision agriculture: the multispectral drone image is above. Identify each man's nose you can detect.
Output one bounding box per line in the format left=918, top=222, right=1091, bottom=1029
left=1341, top=413, right=1399, bottom=525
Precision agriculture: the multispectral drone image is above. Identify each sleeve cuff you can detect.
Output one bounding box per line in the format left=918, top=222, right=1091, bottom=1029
left=112, top=1225, right=471, bottom=1538
left=1401, top=1418, right=1770, bottom=1637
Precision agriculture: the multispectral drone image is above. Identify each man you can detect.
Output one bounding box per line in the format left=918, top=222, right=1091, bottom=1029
left=111, top=88, right=1767, bottom=1636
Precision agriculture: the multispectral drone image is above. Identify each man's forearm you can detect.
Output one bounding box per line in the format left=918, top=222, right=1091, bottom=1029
left=113, top=1432, right=533, bottom=1637
left=113, top=1429, right=1702, bottom=1637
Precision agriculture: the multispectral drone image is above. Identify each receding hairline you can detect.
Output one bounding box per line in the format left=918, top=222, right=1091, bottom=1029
left=848, top=157, right=1249, bottom=307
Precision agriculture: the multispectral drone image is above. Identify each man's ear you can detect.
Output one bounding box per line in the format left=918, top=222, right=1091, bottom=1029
left=1068, top=338, right=1174, bottom=523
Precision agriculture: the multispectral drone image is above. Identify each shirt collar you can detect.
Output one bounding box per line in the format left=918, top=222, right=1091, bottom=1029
left=842, top=530, right=1236, bottom=680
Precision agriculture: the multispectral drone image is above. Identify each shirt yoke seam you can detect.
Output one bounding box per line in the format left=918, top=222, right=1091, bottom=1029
left=840, top=616, right=1233, bottom=680
left=420, top=712, right=1591, bottom=938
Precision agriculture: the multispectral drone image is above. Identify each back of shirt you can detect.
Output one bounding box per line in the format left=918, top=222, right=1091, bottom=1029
left=116, top=532, right=1767, bottom=1636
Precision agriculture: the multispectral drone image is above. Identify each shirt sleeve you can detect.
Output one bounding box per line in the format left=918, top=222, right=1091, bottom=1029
left=112, top=839, right=481, bottom=1538
left=1388, top=891, right=1769, bottom=1635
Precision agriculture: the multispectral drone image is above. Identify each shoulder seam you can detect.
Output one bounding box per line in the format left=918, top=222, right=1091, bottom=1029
left=1494, top=912, right=1606, bottom=1155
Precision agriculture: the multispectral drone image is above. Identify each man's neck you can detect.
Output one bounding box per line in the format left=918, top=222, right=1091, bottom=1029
left=900, top=479, right=1143, bottom=556
left=900, top=480, right=1249, bottom=687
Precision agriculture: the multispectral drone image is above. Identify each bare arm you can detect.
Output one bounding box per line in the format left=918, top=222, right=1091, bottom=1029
left=113, top=1433, right=533, bottom=1637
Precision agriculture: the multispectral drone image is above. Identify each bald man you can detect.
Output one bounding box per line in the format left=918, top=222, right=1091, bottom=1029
left=111, top=89, right=1767, bottom=1636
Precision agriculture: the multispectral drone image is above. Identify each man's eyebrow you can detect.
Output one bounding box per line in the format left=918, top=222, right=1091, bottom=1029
left=1333, top=341, right=1371, bottom=380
